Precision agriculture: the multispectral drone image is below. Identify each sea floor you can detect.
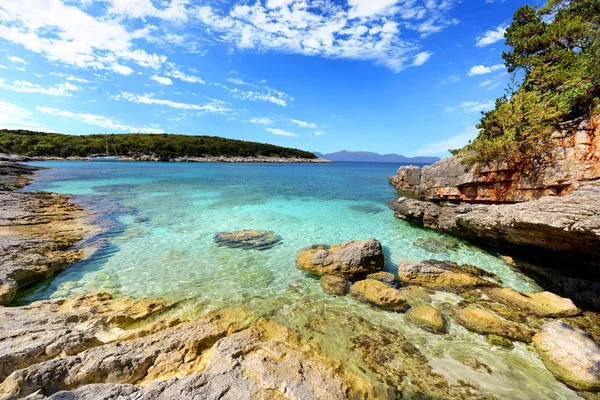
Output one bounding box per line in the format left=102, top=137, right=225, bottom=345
left=16, top=161, right=580, bottom=399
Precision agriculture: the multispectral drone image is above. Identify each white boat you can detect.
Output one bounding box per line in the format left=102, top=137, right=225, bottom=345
left=88, top=135, right=119, bottom=162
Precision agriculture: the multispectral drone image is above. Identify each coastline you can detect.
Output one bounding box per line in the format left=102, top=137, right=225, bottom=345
left=0, top=161, right=92, bottom=305
left=1, top=161, right=599, bottom=399
left=13, top=155, right=333, bottom=163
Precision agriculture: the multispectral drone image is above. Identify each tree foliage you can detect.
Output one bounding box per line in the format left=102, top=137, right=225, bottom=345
left=465, top=0, right=600, bottom=163
left=0, top=130, right=317, bottom=160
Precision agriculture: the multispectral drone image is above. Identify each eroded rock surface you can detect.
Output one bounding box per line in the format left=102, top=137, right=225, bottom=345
left=349, top=279, right=407, bottom=311
left=213, top=229, right=282, bottom=250
left=0, top=164, right=90, bottom=305
left=484, top=287, right=580, bottom=318
left=534, top=321, right=600, bottom=391
left=397, top=260, right=499, bottom=292
left=320, top=275, right=350, bottom=295
left=405, top=304, right=446, bottom=334
left=296, top=239, right=384, bottom=279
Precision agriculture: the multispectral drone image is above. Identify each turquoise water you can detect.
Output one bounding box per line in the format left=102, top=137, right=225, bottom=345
left=18, top=161, right=579, bottom=399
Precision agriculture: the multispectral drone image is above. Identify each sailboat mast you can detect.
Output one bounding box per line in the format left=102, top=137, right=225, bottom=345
left=105, top=135, right=109, bottom=156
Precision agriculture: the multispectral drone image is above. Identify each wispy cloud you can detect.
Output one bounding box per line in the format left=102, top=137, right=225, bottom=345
left=36, top=106, right=163, bottom=132
left=6, top=55, right=28, bottom=64
left=248, top=117, right=273, bottom=125
left=289, top=118, right=317, bottom=129
left=445, top=100, right=495, bottom=113
left=266, top=127, right=297, bottom=137
left=476, top=25, right=507, bottom=47
left=115, top=92, right=231, bottom=114
left=436, top=75, right=460, bottom=87
left=0, top=101, right=44, bottom=129
left=0, top=78, right=79, bottom=96
left=216, top=81, right=293, bottom=107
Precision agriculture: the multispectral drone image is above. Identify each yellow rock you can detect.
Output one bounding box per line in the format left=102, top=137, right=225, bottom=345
left=406, top=305, right=446, bottom=334
left=485, top=287, right=580, bottom=317
left=349, top=279, right=407, bottom=311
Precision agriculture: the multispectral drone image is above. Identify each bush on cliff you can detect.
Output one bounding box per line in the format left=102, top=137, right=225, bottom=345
left=0, top=130, right=317, bottom=160
left=463, top=0, right=600, bottom=163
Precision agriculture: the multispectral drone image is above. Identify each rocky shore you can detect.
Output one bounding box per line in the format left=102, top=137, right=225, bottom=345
left=2, top=161, right=600, bottom=399
left=389, top=116, right=600, bottom=307
left=5, top=154, right=332, bottom=163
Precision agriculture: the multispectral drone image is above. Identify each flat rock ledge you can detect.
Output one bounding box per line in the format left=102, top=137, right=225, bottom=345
left=0, top=163, right=91, bottom=306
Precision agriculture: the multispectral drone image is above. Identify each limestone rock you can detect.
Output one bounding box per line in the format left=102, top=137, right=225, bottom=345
left=406, top=304, right=446, bottom=333
left=484, top=287, right=580, bottom=318
left=448, top=303, right=535, bottom=343
left=320, top=275, right=350, bottom=296
left=398, top=286, right=432, bottom=306
left=349, top=279, right=407, bottom=311
left=365, top=271, right=397, bottom=287
left=414, top=236, right=460, bottom=255
left=534, top=321, right=600, bottom=391
left=0, top=293, right=169, bottom=382
left=1, top=314, right=370, bottom=400
left=296, top=239, right=384, bottom=279
left=213, top=229, right=282, bottom=250
left=397, top=260, right=498, bottom=292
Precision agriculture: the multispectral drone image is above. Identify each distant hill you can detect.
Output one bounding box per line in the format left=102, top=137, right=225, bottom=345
left=313, top=150, right=439, bottom=164
left=0, top=130, right=317, bottom=161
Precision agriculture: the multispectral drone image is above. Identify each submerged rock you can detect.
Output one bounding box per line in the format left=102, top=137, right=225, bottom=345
left=406, top=304, right=446, bottom=334
left=484, top=287, right=580, bottom=318
left=414, top=236, right=461, bottom=255
left=295, top=239, right=384, bottom=279
left=448, top=303, right=535, bottom=343
left=365, top=271, right=397, bottom=287
left=320, top=275, right=350, bottom=296
left=534, top=321, right=600, bottom=391
left=349, top=279, right=407, bottom=311
left=398, top=286, right=432, bottom=306
left=213, top=229, right=282, bottom=250
left=397, top=260, right=499, bottom=292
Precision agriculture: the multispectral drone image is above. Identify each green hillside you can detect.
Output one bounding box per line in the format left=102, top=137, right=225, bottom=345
left=0, top=130, right=317, bottom=160
left=461, top=0, right=600, bottom=163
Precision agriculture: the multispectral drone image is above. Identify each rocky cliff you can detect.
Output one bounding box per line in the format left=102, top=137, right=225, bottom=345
left=391, top=117, right=600, bottom=203
left=389, top=117, right=600, bottom=308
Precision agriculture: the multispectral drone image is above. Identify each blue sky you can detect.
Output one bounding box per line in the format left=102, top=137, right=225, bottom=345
left=0, top=0, right=538, bottom=157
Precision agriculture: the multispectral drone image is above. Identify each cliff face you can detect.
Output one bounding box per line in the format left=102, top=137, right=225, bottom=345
left=390, top=117, right=600, bottom=203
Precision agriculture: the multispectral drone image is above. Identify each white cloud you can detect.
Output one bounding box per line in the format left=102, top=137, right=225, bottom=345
left=0, top=0, right=166, bottom=75
left=476, top=25, right=506, bottom=47
left=436, top=75, right=460, bottom=87
left=313, top=130, right=326, bottom=136
left=50, top=72, right=90, bottom=83
left=479, top=80, right=492, bottom=87
left=289, top=118, right=317, bottom=128
left=194, top=1, right=457, bottom=72
left=150, top=75, right=173, bottom=85
left=248, top=117, right=273, bottom=125
left=36, top=106, right=163, bottom=132
left=217, top=82, right=293, bottom=107
left=115, top=91, right=231, bottom=114
left=0, top=78, right=79, bottom=96
left=468, top=64, right=504, bottom=76
left=412, top=51, right=432, bottom=66
left=445, top=100, right=495, bottom=113
left=416, top=126, right=479, bottom=156
left=0, top=101, right=44, bottom=129
left=266, top=127, right=297, bottom=137
left=166, top=69, right=205, bottom=84
left=106, top=0, right=189, bottom=21
left=7, top=55, right=27, bottom=64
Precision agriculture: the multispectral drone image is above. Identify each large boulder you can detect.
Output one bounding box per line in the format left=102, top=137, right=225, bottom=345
left=397, top=260, right=499, bottom=292
left=484, top=287, right=580, bottom=318
left=448, top=303, right=535, bottom=343
left=296, top=239, right=384, bottom=279
left=349, top=279, right=407, bottom=311
left=534, top=321, right=600, bottom=391
left=214, top=230, right=282, bottom=250
left=405, top=305, right=446, bottom=334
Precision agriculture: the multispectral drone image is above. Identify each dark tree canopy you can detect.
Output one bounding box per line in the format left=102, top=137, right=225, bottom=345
left=461, top=0, right=600, bottom=163
left=0, top=130, right=317, bottom=160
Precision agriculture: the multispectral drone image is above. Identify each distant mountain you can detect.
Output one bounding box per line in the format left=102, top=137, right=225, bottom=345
left=313, top=150, right=440, bottom=164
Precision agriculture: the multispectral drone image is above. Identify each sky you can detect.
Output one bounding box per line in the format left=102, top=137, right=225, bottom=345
left=0, top=0, right=540, bottom=157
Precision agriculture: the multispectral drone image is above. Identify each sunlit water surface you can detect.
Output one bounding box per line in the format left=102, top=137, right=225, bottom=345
left=18, top=161, right=578, bottom=399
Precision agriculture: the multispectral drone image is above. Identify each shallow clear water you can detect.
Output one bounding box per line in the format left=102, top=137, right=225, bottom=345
left=18, top=161, right=578, bottom=399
